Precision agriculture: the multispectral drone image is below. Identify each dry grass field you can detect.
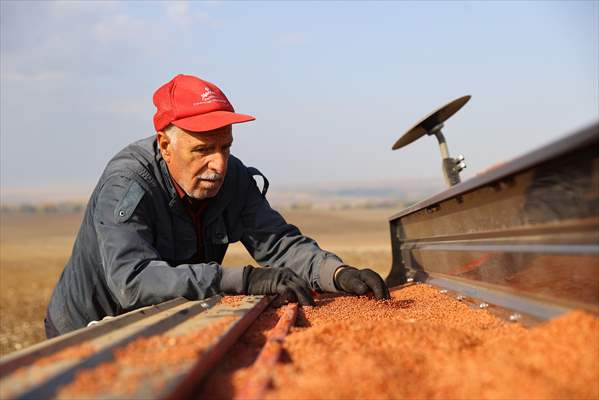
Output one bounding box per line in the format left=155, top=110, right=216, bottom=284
left=0, top=208, right=392, bottom=357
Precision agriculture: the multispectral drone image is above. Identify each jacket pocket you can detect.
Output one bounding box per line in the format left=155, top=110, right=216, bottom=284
left=113, top=180, right=145, bottom=223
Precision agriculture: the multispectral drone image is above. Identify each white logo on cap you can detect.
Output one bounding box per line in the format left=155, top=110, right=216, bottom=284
left=201, top=87, right=215, bottom=101
left=193, top=87, right=228, bottom=106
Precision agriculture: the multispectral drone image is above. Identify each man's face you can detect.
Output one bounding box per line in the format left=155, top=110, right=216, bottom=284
left=158, top=125, right=233, bottom=200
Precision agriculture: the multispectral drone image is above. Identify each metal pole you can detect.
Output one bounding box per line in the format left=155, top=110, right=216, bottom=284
left=431, top=129, right=461, bottom=186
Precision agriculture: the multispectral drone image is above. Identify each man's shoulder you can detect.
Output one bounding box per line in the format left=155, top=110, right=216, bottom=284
left=224, top=154, right=269, bottom=197
left=98, top=136, right=163, bottom=189
left=105, top=136, right=157, bottom=171
left=119, top=136, right=157, bottom=160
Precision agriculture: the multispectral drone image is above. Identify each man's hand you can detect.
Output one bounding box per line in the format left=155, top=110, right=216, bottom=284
left=334, top=266, right=390, bottom=300
left=245, top=266, right=315, bottom=306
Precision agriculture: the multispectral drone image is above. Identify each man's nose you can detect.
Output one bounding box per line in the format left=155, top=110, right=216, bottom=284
left=209, top=151, right=227, bottom=174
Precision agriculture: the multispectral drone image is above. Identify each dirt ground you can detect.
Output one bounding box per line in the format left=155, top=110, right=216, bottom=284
left=0, top=208, right=392, bottom=357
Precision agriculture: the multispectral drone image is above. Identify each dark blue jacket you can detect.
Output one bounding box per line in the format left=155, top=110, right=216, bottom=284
left=46, top=136, right=343, bottom=334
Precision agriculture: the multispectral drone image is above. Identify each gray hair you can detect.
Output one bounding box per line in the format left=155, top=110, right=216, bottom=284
left=164, top=124, right=181, bottom=146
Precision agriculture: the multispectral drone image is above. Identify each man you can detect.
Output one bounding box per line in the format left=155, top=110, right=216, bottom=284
left=45, top=74, right=390, bottom=338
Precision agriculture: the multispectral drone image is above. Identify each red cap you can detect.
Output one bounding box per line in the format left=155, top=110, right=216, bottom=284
left=153, top=74, right=255, bottom=132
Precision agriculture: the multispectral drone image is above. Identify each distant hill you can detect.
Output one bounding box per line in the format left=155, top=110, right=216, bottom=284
left=266, top=178, right=443, bottom=210
left=0, top=184, right=93, bottom=207
left=1, top=178, right=443, bottom=212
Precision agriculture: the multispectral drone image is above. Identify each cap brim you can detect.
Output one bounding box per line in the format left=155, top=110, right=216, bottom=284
left=172, top=111, right=255, bottom=133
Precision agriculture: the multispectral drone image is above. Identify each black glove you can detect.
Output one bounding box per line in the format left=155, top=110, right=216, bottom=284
left=334, top=266, right=390, bottom=300
left=244, top=266, right=315, bottom=306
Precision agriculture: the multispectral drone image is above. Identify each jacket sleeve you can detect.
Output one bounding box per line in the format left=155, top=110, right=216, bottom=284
left=239, top=171, right=344, bottom=293
left=94, top=176, right=245, bottom=312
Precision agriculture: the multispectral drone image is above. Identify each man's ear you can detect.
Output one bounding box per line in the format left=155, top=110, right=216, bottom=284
left=156, top=131, right=171, bottom=163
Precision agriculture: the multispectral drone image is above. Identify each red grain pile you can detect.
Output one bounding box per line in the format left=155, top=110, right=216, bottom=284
left=201, top=285, right=599, bottom=400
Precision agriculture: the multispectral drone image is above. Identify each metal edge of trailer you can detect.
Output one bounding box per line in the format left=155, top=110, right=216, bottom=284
left=40, top=295, right=273, bottom=400
left=163, top=295, right=272, bottom=400
left=7, top=296, right=222, bottom=400
left=393, top=281, right=545, bottom=327
left=0, top=297, right=188, bottom=377
left=424, top=273, right=571, bottom=320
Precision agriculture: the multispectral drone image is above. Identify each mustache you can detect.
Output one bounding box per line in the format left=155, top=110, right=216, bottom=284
left=195, top=172, right=224, bottom=181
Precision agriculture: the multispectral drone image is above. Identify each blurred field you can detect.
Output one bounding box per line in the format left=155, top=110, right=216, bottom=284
left=0, top=208, right=392, bottom=357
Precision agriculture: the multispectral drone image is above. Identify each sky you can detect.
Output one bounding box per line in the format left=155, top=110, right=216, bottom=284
left=1, top=0, right=598, bottom=203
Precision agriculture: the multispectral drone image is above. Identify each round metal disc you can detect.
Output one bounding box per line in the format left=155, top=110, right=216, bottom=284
left=391, top=95, right=471, bottom=150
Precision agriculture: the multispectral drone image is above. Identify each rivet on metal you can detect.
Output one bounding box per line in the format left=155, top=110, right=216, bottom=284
left=509, top=313, right=522, bottom=322
left=439, top=289, right=448, bottom=294
left=456, top=295, right=466, bottom=301
left=479, top=302, right=489, bottom=309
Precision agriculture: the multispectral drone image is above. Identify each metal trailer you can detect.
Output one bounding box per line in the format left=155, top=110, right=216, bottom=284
left=386, top=98, right=598, bottom=325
